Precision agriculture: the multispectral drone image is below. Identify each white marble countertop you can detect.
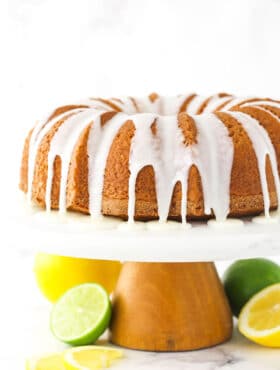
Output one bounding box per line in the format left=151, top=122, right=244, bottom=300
left=0, top=249, right=279, bottom=370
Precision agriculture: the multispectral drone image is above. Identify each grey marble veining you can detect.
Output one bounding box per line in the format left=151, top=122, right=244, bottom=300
left=106, top=328, right=280, bottom=370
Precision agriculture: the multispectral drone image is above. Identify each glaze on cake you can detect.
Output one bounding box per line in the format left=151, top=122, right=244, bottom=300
left=20, top=93, right=280, bottom=223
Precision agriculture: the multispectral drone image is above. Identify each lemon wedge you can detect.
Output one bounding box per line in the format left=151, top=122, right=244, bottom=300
left=26, top=353, right=65, bottom=370
left=238, top=283, right=280, bottom=347
left=63, top=346, right=123, bottom=370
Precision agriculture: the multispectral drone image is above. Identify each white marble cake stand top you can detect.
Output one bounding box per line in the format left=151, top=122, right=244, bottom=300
left=9, top=198, right=280, bottom=262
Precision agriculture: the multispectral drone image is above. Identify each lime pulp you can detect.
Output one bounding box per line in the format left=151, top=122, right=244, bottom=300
left=50, top=283, right=111, bottom=345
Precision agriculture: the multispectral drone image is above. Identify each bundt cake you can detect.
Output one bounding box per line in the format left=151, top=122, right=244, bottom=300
left=20, top=93, right=280, bottom=223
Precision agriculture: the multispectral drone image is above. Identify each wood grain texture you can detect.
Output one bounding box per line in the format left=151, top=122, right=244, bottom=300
left=110, top=262, right=233, bottom=351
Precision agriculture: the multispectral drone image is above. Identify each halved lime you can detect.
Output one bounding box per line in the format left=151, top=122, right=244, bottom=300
left=50, top=283, right=111, bottom=346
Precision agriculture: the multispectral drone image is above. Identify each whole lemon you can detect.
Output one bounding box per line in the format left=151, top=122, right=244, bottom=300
left=34, top=253, right=122, bottom=302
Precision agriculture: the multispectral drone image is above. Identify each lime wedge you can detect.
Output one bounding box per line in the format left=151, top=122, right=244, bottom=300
left=50, top=283, right=111, bottom=346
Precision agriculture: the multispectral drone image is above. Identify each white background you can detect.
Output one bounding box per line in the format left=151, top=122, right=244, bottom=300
left=1, top=0, right=280, bottom=368
left=2, top=0, right=280, bottom=194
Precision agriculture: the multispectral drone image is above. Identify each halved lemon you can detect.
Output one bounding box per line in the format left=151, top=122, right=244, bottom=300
left=63, top=346, right=123, bottom=370
left=238, top=283, right=280, bottom=347
left=26, top=353, right=65, bottom=370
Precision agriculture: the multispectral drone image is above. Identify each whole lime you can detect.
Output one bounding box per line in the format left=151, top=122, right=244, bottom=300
left=223, top=258, right=280, bottom=317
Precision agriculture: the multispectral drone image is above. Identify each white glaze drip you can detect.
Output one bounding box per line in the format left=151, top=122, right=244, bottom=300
left=27, top=108, right=84, bottom=201
left=26, top=94, right=280, bottom=225
left=202, top=95, right=233, bottom=113
left=221, top=97, right=254, bottom=111
left=180, top=171, right=188, bottom=225
left=88, top=98, right=117, bottom=111
left=46, top=109, right=104, bottom=212
left=88, top=112, right=128, bottom=217
left=155, top=115, right=193, bottom=223
left=127, top=114, right=195, bottom=223
left=133, top=96, right=160, bottom=114
left=245, top=106, right=280, bottom=123
left=191, top=114, right=234, bottom=220
left=127, top=113, right=233, bottom=223
left=112, top=97, right=138, bottom=114
left=186, top=95, right=208, bottom=114
left=227, top=111, right=280, bottom=217
left=160, top=94, right=192, bottom=115
left=242, top=100, right=280, bottom=109
left=127, top=113, right=159, bottom=222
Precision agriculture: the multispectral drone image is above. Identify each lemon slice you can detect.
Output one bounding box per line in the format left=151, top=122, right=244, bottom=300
left=26, top=353, right=65, bottom=370
left=238, top=283, right=280, bottom=347
left=63, top=346, right=123, bottom=370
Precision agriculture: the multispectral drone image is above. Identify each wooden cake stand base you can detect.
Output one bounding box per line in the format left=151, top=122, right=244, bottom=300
left=110, top=262, right=233, bottom=351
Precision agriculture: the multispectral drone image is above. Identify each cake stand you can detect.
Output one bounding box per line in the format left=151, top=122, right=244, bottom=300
left=11, top=204, right=280, bottom=352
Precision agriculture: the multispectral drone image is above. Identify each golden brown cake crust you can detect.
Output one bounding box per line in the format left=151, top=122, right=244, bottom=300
left=19, top=94, right=280, bottom=221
